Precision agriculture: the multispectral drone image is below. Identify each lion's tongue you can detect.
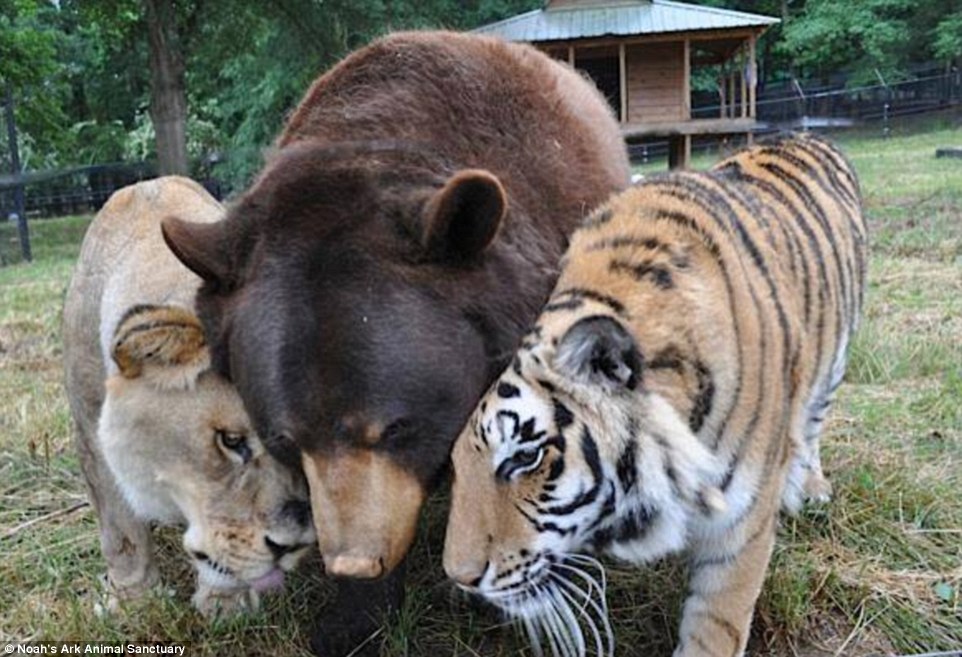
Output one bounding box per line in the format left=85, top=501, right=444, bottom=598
left=251, top=568, right=286, bottom=593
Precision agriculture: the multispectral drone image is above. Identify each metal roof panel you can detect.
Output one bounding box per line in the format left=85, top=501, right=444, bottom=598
left=474, top=0, right=779, bottom=42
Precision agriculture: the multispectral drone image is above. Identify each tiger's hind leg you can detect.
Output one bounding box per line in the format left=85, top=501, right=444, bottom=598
left=783, top=332, right=853, bottom=511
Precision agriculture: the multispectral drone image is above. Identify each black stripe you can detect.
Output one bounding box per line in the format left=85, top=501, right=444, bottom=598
left=609, top=258, right=674, bottom=289
left=689, top=360, right=715, bottom=433
left=552, top=287, right=628, bottom=317
left=586, top=235, right=669, bottom=252
left=553, top=399, right=574, bottom=429
left=616, top=439, right=637, bottom=493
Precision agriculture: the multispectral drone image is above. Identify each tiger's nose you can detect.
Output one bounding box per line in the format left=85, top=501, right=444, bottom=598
left=445, top=560, right=488, bottom=588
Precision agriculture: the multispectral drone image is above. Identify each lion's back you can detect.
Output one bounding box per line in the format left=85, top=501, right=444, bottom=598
left=63, top=177, right=223, bottom=436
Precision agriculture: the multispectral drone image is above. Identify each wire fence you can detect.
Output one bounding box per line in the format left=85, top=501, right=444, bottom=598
left=2, top=65, right=962, bottom=265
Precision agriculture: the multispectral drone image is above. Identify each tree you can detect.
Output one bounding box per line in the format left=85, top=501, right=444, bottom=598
left=145, top=0, right=187, bottom=175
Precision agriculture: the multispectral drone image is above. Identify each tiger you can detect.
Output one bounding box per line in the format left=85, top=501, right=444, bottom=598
left=443, top=132, right=866, bottom=657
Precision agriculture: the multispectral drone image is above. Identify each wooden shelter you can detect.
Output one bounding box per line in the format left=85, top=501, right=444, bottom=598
left=475, top=0, right=779, bottom=168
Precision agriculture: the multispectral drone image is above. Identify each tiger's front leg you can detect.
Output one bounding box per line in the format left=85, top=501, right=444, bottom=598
left=675, top=500, right=779, bottom=657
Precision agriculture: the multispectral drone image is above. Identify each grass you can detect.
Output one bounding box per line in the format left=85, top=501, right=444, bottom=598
left=2, top=123, right=961, bottom=656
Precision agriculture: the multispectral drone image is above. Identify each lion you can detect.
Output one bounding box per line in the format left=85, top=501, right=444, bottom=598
left=63, top=176, right=316, bottom=615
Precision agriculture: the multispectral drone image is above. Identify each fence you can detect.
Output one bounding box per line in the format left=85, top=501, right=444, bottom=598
left=2, top=65, right=961, bottom=264
left=693, top=65, right=962, bottom=128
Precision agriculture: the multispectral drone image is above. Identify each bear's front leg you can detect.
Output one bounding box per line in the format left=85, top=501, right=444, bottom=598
left=310, top=560, right=406, bottom=657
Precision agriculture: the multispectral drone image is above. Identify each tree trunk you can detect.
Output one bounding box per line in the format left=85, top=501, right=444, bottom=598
left=145, top=0, right=188, bottom=175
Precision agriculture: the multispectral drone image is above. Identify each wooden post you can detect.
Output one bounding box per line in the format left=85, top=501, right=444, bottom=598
left=740, top=45, right=748, bottom=118
left=3, top=85, right=31, bottom=263
left=728, top=67, right=736, bottom=119
left=619, top=43, right=627, bottom=123
left=683, top=39, right=691, bottom=120
left=719, top=70, right=726, bottom=118
left=568, top=46, right=574, bottom=66
left=748, top=33, right=757, bottom=119
left=668, top=135, right=690, bottom=170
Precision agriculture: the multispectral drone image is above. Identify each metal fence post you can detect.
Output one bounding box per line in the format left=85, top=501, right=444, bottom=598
left=4, top=85, right=32, bottom=263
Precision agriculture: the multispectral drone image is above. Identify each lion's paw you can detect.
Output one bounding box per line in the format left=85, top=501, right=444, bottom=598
left=191, top=585, right=260, bottom=617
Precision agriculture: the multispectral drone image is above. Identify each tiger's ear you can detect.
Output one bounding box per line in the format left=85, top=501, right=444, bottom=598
left=111, top=305, right=210, bottom=391
left=554, top=316, right=642, bottom=391
left=421, top=169, right=506, bottom=260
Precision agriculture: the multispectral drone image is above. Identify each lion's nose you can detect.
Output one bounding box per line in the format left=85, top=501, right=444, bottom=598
left=282, top=499, right=312, bottom=527
left=325, top=554, right=385, bottom=579
left=265, top=536, right=303, bottom=560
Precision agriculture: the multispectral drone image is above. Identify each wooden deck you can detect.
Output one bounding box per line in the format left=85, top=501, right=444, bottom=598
left=620, top=117, right=763, bottom=140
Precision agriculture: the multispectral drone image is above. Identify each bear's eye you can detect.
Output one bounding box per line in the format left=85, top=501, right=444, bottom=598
left=216, top=429, right=252, bottom=464
left=497, top=447, right=545, bottom=481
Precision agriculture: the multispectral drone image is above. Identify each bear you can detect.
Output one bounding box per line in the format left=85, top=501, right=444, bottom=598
left=160, top=31, right=630, bottom=655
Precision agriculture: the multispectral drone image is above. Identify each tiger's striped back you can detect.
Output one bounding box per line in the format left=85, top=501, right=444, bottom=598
left=710, top=134, right=866, bottom=506
left=443, top=133, right=865, bottom=657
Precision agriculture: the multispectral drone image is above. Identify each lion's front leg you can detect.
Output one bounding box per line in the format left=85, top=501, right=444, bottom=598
left=675, top=503, right=778, bottom=657
left=76, top=421, right=159, bottom=607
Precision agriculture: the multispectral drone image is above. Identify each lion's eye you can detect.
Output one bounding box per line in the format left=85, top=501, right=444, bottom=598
left=216, top=430, right=252, bottom=464
left=496, top=447, right=545, bottom=481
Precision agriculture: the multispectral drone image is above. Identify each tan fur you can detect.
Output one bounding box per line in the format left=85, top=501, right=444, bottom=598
left=63, top=178, right=314, bottom=616
left=445, top=134, right=866, bottom=657
left=302, top=449, right=424, bottom=578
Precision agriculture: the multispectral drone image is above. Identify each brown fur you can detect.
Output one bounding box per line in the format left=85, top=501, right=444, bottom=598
left=161, top=31, right=629, bottom=578
left=444, top=134, right=866, bottom=657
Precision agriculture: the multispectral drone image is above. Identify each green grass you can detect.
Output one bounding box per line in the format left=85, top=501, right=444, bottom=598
left=2, top=123, right=962, bottom=656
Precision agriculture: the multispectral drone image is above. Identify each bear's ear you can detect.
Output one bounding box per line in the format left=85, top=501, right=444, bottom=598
left=161, top=216, right=231, bottom=285
left=111, top=305, right=210, bottom=390
left=421, top=169, right=507, bottom=260
left=554, top=316, right=643, bottom=391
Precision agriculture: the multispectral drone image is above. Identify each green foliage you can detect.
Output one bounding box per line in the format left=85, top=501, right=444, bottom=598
left=2, top=0, right=959, bottom=187
left=934, top=10, right=962, bottom=63
left=780, top=0, right=912, bottom=82
left=781, top=0, right=962, bottom=82
left=0, top=0, right=61, bottom=87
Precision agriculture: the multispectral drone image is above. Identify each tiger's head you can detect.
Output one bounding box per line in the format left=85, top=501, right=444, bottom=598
left=444, top=306, right=726, bottom=647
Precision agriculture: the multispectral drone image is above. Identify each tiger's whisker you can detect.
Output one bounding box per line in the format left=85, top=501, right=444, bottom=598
left=556, top=581, right=605, bottom=657
left=564, top=554, right=608, bottom=596
left=554, top=562, right=609, bottom=616
left=540, top=583, right=576, bottom=657
left=533, top=584, right=564, bottom=657
left=550, top=572, right=614, bottom=656
left=549, top=583, right=588, bottom=657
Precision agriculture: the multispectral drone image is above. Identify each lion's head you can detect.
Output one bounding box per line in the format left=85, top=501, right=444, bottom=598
left=98, top=304, right=315, bottom=604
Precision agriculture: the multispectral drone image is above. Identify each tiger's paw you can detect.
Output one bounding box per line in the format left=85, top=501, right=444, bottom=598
left=804, top=471, right=833, bottom=504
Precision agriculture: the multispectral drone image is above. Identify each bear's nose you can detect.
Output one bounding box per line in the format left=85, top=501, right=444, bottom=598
left=326, top=554, right=384, bottom=579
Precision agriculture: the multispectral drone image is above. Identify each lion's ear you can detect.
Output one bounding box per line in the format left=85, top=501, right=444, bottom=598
left=111, top=305, right=210, bottom=390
